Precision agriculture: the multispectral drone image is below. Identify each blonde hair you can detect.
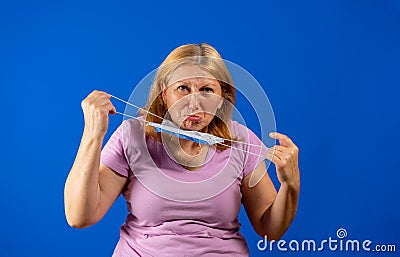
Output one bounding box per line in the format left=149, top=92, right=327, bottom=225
left=141, top=43, right=236, bottom=150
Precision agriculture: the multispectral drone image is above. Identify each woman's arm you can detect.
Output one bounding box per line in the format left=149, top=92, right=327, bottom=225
left=260, top=179, right=299, bottom=240
left=242, top=132, right=300, bottom=240
left=64, top=90, right=127, bottom=228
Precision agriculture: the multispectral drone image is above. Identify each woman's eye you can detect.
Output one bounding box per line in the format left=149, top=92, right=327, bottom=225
left=201, top=87, right=214, bottom=93
left=177, top=85, right=189, bottom=92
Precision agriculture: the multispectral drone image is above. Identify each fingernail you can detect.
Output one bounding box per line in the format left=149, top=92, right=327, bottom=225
left=269, top=132, right=275, bottom=137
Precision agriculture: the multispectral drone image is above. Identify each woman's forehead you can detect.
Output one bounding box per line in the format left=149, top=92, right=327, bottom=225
left=167, top=64, right=218, bottom=86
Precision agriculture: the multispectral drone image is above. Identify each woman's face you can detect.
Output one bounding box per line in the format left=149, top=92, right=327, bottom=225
left=162, top=64, right=223, bottom=131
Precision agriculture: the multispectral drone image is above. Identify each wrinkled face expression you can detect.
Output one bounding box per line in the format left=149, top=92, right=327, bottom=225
left=162, top=64, right=224, bottom=131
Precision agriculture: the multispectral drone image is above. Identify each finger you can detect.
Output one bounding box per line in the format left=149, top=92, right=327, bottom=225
left=105, top=103, right=117, bottom=114
left=268, top=146, right=291, bottom=163
left=96, top=93, right=112, bottom=103
left=96, top=93, right=114, bottom=105
left=271, top=149, right=287, bottom=162
left=270, top=145, right=286, bottom=153
left=265, top=150, right=284, bottom=167
left=272, top=141, right=299, bottom=158
left=269, top=150, right=293, bottom=170
left=88, top=90, right=104, bottom=97
left=98, top=100, right=116, bottom=111
left=89, top=90, right=110, bottom=101
left=83, top=97, right=113, bottom=112
left=271, top=145, right=294, bottom=156
left=269, top=132, right=295, bottom=147
left=266, top=147, right=282, bottom=161
left=272, top=146, right=296, bottom=163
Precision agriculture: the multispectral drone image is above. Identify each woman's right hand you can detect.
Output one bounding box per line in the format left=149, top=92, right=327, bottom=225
left=81, top=90, right=116, bottom=138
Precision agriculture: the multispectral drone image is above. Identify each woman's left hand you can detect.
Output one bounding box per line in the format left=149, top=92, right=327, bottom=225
left=266, top=132, right=300, bottom=188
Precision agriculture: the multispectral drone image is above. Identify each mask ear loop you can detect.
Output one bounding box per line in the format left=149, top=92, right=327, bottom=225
left=110, top=95, right=164, bottom=121
left=110, top=94, right=270, bottom=160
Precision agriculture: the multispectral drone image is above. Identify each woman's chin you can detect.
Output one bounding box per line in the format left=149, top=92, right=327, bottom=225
left=181, top=120, right=205, bottom=131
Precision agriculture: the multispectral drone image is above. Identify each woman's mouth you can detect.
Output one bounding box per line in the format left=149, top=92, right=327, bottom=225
left=185, top=115, right=202, bottom=122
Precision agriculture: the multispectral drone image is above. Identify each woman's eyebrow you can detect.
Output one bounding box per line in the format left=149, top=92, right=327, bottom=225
left=200, top=83, right=219, bottom=88
left=169, top=78, right=219, bottom=88
left=167, top=80, right=188, bottom=88
left=174, top=79, right=191, bottom=85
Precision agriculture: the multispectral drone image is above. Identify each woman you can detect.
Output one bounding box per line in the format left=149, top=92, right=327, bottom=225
left=64, top=43, right=300, bottom=256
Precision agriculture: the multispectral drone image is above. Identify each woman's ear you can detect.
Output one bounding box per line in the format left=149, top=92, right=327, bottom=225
left=161, top=83, right=167, bottom=103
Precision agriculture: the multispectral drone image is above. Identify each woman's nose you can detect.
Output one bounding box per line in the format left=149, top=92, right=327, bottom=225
left=188, top=92, right=200, bottom=111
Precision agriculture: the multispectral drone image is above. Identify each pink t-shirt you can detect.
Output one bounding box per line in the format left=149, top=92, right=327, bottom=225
left=101, top=118, right=267, bottom=257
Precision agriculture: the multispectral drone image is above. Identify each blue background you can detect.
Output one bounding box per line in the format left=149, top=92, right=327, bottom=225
left=1, top=0, right=399, bottom=256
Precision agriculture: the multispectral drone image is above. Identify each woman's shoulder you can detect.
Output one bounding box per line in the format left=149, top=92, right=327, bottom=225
left=229, top=120, right=255, bottom=139
left=114, top=117, right=147, bottom=144
left=229, top=120, right=266, bottom=151
left=120, top=116, right=146, bottom=130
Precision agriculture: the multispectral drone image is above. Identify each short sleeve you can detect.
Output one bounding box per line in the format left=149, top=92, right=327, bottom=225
left=100, top=123, right=130, bottom=177
left=239, top=125, right=269, bottom=178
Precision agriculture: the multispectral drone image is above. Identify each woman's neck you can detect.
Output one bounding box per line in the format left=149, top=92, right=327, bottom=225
left=178, top=138, right=200, bottom=155
left=163, top=134, right=208, bottom=171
